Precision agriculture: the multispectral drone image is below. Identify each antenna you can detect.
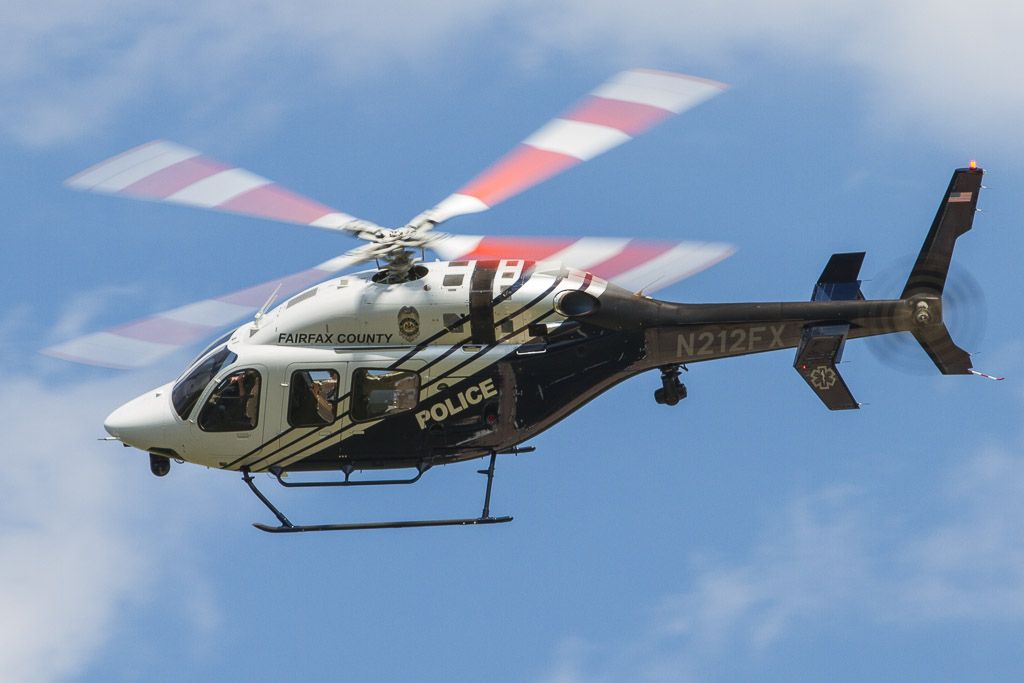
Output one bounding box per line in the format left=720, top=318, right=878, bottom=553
left=253, top=283, right=283, bottom=328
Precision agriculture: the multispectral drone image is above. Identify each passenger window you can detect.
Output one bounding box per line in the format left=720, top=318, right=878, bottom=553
left=443, top=313, right=464, bottom=332
left=351, top=369, right=419, bottom=421
left=198, top=369, right=262, bottom=432
left=288, top=369, right=340, bottom=427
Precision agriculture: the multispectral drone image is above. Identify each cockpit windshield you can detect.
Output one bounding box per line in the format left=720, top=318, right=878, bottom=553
left=186, top=331, right=234, bottom=370
left=171, top=345, right=237, bottom=419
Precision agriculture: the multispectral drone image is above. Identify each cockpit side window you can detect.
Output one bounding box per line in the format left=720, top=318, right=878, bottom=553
left=171, top=346, right=237, bottom=419
left=351, top=368, right=419, bottom=421
left=198, top=369, right=262, bottom=432
left=288, top=369, right=339, bottom=427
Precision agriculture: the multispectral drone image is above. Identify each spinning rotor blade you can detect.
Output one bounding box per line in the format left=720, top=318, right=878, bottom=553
left=429, top=234, right=733, bottom=293
left=67, top=140, right=381, bottom=235
left=409, top=69, right=727, bottom=228
left=42, top=246, right=376, bottom=369
left=865, top=263, right=988, bottom=375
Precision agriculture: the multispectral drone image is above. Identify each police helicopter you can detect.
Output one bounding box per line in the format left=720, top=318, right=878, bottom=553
left=45, top=69, right=994, bottom=533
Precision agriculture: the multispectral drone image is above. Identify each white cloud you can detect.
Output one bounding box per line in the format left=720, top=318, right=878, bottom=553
left=0, top=372, right=219, bottom=682
left=539, top=440, right=1024, bottom=682
left=543, top=638, right=596, bottom=683
left=898, top=446, right=1024, bottom=620
left=0, top=0, right=500, bottom=146
left=519, top=0, right=1024, bottom=141
left=47, top=285, right=140, bottom=343
left=658, top=486, right=872, bottom=650
left=0, top=305, right=34, bottom=369
left=2, top=1, right=1022, bottom=147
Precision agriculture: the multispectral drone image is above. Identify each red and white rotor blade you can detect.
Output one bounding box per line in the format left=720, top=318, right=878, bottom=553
left=67, top=140, right=378, bottom=234
left=42, top=248, right=373, bottom=369
left=415, top=69, right=727, bottom=226
left=430, top=234, right=733, bottom=294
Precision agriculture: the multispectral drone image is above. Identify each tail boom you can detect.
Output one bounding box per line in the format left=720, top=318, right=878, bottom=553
left=553, top=166, right=985, bottom=406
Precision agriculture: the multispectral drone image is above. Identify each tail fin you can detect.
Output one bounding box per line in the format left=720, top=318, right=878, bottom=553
left=903, top=165, right=984, bottom=374
left=901, top=166, right=983, bottom=298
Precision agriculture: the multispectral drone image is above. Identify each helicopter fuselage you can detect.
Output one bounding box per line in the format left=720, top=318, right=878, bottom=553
left=104, top=256, right=929, bottom=475
left=106, top=259, right=622, bottom=472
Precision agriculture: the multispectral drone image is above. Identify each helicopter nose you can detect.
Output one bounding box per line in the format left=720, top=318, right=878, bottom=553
left=104, top=383, right=178, bottom=449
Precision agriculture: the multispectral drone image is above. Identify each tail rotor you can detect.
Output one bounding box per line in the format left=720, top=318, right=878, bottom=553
left=865, top=261, right=987, bottom=375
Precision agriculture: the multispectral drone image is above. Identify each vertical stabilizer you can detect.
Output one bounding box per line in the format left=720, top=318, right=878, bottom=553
left=901, top=166, right=983, bottom=299
left=902, top=165, right=983, bottom=374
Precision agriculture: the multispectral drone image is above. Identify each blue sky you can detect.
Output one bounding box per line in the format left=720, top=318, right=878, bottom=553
left=3, top=2, right=1024, bottom=681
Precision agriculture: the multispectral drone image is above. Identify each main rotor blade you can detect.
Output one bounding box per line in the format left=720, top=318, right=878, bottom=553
left=67, top=140, right=382, bottom=235
left=429, top=234, right=734, bottom=293
left=41, top=246, right=376, bottom=369
left=409, top=69, right=727, bottom=228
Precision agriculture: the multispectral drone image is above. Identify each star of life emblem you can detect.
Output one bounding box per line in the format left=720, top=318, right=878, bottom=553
left=809, top=365, right=838, bottom=391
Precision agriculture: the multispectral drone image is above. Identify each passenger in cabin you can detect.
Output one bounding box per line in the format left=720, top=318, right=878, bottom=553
left=289, top=371, right=339, bottom=427
left=202, top=370, right=261, bottom=431
left=228, top=371, right=260, bottom=428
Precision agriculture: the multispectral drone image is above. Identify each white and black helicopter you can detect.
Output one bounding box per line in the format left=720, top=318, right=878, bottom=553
left=46, top=69, right=992, bottom=532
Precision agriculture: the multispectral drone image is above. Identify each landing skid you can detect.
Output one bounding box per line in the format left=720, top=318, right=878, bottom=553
left=253, top=517, right=512, bottom=533
left=242, top=450, right=515, bottom=533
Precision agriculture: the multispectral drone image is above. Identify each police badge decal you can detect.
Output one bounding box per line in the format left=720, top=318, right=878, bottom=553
left=398, top=306, right=420, bottom=342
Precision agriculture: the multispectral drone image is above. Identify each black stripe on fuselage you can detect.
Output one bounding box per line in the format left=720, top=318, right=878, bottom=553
left=420, top=275, right=591, bottom=391
left=469, top=261, right=499, bottom=344
left=416, top=270, right=558, bottom=377
left=253, top=275, right=570, bottom=472
left=387, top=263, right=535, bottom=367
left=235, top=393, right=354, bottom=470
left=227, top=264, right=545, bottom=471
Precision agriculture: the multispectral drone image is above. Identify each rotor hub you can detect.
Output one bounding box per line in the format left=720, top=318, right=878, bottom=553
left=913, top=299, right=935, bottom=325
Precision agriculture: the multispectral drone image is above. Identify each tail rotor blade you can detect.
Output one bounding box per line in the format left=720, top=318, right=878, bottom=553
left=866, top=262, right=987, bottom=375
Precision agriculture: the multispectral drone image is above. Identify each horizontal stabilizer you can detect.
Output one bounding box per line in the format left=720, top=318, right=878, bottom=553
left=794, top=324, right=859, bottom=410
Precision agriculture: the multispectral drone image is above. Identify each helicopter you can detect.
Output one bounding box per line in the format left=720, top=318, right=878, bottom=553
left=44, top=69, right=992, bottom=533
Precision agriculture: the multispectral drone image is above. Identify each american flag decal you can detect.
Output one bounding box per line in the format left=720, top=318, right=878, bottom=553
left=948, top=191, right=973, bottom=203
